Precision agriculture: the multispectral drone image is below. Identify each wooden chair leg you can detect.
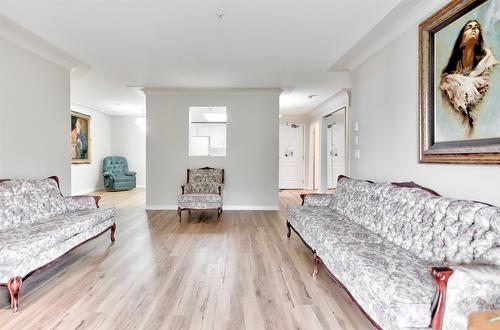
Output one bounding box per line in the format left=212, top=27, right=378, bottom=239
left=312, top=253, right=320, bottom=279
left=8, top=277, right=22, bottom=313
left=110, top=223, right=116, bottom=243
left=217, top=208, right=222, bottom=222
left=177, top=208, right=182, bottom=222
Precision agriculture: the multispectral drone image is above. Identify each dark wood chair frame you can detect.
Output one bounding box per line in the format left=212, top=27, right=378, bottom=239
left=287, top=191, right=453, bottom=330
left=178, top=167, right=224, bottom=222
left=0, top=176, right=116, bottom=313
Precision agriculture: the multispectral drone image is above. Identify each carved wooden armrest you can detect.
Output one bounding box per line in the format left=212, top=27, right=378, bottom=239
left=430, top=266, right=454, bottom=330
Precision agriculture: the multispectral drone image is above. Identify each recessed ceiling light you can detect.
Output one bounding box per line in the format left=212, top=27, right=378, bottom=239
left=308, top=95, right=317, bottom=99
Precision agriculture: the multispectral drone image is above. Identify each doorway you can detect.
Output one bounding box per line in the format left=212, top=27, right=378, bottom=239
left=279, top=123, right=305, bottom=189
left=324, top=107, right=346, bottom=189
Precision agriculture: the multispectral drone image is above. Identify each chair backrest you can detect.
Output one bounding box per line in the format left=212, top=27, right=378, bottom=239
left=103, top=156, right=129, bottom=176
left=0, top=177, right=68, bottom=231
left=187, top=167, right=224, bottom=184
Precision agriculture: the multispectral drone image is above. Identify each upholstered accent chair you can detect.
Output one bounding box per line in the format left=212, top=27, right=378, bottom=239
left=177, top=167, right=224, bottom=222
left=103, top=156, right=136, bottom=191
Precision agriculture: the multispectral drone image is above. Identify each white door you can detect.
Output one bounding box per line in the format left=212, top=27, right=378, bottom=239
left=279, top=124, right=305, bottom=189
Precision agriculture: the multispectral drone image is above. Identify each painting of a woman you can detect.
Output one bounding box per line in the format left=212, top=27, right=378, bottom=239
left=440, top=20, right=498, bottom=131
left=71, top=112, right=91, bottom=163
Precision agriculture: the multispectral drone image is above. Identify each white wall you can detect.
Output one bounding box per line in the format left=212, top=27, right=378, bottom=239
left=145, top=88, right=280, bottom=210
left=70, top=104, right=112, bottom=195
left=351, top=25, right=500, bottom=206
left=0, top=36, right=71, bottom=194
left=110, top=116, right=146, bottom=188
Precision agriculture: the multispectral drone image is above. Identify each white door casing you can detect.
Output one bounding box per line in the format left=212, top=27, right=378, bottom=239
left=279, top=123, right=305, bottom=189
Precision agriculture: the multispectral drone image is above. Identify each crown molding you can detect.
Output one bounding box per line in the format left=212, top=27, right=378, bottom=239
left=142, top=87, right=283, bottom=96
left=330, top=0, right=449, bottom=71
left=0, top=15, right=90, bottom=73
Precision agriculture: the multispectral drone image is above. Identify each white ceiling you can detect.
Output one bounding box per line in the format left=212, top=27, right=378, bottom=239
left=0, top=0, right=401, bottom=115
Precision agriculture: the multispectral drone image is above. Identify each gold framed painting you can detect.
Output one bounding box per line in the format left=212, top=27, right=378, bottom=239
left=419, top=0, right=500, bottom=164
left=71, top=111, right=91, bottom=164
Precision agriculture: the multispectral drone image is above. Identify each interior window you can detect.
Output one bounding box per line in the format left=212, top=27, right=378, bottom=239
left=189, top=106, right=227, bottom=156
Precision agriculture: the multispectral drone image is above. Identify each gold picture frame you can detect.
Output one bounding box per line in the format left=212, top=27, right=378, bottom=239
left=419, top=0, right=500, bottom=164
left=71, top=111, right=92, bottom=164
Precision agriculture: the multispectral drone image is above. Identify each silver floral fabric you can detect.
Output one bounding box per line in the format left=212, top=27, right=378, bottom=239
left=330, top=177, right=500, bottom=266
left=178, top=194, right=222, bottom=209
left=302, top=193, right=333, bottom=207
left=443, top=264, right=500, bottom=330
left=288, top=177, right=500, bottom=330
left=182, top=182, right=223, bottom=194
left=0, top=178, right=116, bottom=283
left=319, top=242, right=435, bottom=329
left=188, top=168, right=223, bottom=184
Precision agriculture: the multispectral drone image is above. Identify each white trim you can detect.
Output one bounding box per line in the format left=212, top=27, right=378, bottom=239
left=330, top=0, right=449, bottom=71
left=146, top=205, right=279, bottom=211
left=142, top=87, right=283, bottom=96
left=0, top=15, right=90, bottom=72
left=71, top=102, right=109, bottom=115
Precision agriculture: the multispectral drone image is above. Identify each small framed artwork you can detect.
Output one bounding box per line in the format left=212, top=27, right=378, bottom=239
left=419, top=0, right=500, bottom=163
left=71, top=111, right=91, bottom=164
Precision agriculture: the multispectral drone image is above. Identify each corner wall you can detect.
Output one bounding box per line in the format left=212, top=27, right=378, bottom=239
left=0, top=36, right=71, bottom=194
left=111, top=116, right=146, bottom=188
left=351, top=26, right=500, bottom=206
left=145, top=88, right=280, bottom=210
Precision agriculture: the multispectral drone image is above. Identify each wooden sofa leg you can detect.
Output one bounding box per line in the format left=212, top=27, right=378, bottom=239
left=217, top=208, right=222, bottom=222
left=110, top=223, right=116, bottom=243
left=8, top=277, right=22, bottom=313
left=312, top=253, right=320, bottom=279
left=287, top=222, right=291, bottom=238
left=430, top=267, right=453, bottom=330
left=177, top=208, right=182, bottom=222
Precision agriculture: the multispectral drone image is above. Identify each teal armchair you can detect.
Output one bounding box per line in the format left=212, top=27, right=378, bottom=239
left=103, top=156, right=136, bottom=191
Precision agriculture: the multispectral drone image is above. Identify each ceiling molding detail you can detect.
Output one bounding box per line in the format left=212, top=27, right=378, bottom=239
left=142, top=87, right=283, bottom=96
left=331, top=0, right=450, bottom=71
left=71, top=102, right=110, bottom=116
left=0, top=15, right=90, bottom=72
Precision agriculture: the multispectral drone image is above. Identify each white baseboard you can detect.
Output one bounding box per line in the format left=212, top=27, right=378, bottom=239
left=146, top=205, right=279, bottom=211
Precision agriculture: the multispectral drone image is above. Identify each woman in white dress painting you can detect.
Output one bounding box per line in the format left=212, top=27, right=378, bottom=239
left=440, top=20, right=498, bottom=133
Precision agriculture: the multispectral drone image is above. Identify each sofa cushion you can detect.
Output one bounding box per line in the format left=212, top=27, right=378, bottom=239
left=113, top=175, right=136, bottom=183
left=288, top=205, right=386, bottom=251
left=0, top=208, right=115, bottom=268
left=178, top=194, right=222, bottom=209
left=0, top=179, right=68, bottom=231
left=317, top=241, right=435, bottom=329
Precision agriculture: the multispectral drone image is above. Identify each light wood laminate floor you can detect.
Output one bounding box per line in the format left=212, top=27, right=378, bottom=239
left=0, top=189, right=374, bottom=330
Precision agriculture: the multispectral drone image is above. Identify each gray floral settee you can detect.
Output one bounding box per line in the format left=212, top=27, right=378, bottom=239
left=177, top=167, right=224, bottom=222
left=287, top=176, right=500, bottom=330
left=0, top=177, right=116, bottom=312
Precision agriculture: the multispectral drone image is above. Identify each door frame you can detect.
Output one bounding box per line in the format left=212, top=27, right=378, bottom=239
left=279, top=122, right=306, bottom=189
left=320, top=105, right=349, bottom=191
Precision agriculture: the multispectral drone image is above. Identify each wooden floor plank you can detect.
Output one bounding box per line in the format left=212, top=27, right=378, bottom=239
left=0, top=189, right=374, bottom=330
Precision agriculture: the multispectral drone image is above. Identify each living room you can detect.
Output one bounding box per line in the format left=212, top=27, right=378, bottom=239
left=0, top=0, right=499, bottom=329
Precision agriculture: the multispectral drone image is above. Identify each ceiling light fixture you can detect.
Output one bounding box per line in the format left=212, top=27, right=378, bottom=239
left=308, top=95, right=317, bottom=99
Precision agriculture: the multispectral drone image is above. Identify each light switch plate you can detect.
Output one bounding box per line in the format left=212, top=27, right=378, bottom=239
left=354, top=135, right=359, bottom=146
left=353, top=122, right=359, bottom=132
left=354, top=149, right=360, bottom=159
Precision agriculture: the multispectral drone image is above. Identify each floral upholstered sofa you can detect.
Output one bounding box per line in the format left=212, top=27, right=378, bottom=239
left=177, top=167, right=224, bottom=222
left=0, top=177, right=116, bottom=312
left=287, top=176, right=500, bottom=330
